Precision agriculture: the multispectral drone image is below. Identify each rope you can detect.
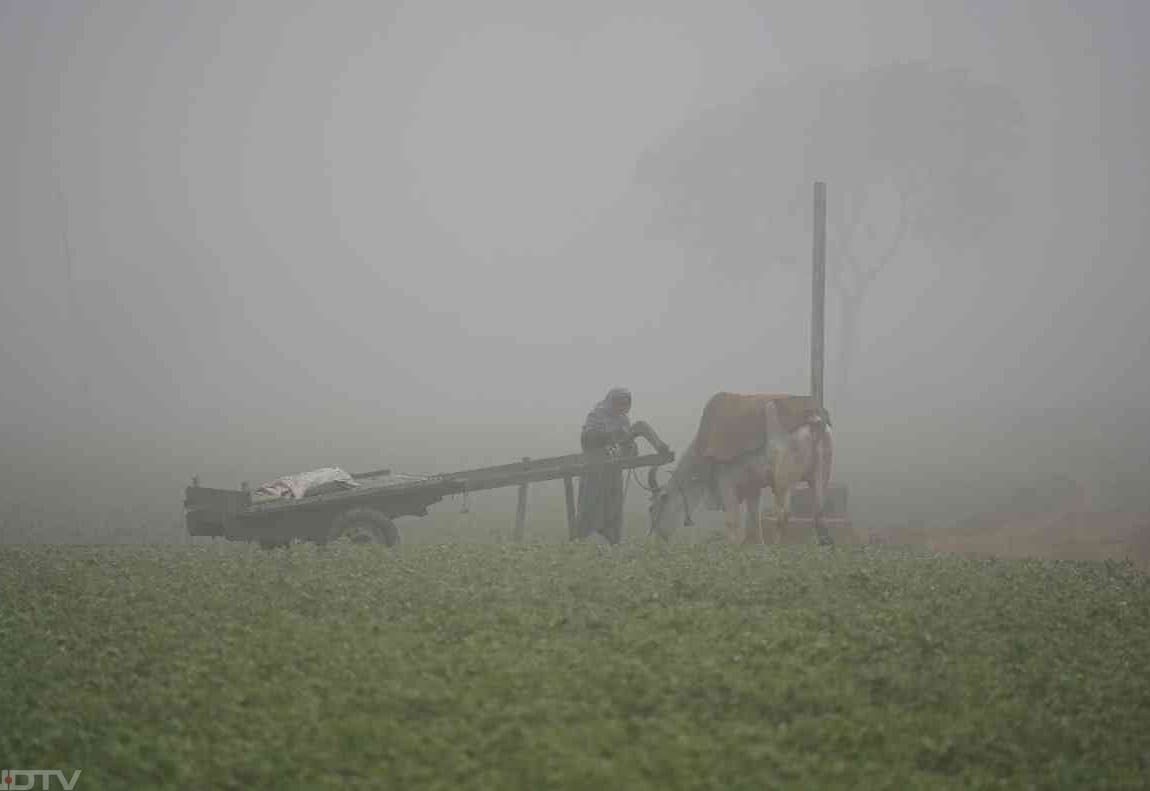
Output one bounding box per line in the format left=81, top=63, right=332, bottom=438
left=627, top=467, right=659, bottom=494
left=454, top=482, right=476, bottom=532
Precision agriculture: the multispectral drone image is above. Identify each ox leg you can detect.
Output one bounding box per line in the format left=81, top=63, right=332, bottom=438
left=774, top=486, right=792, bottom=544
left=743, top=489, right=764, bottom=545
left=718, top=481, right=743, bottom=545
left=812, top=473, right=832, bottom=547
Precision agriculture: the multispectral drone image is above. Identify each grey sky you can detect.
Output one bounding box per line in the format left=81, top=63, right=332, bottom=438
left=1, top=1, right=1146, bottom=514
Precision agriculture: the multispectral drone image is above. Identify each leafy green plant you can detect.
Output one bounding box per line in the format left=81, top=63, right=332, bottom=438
left=2, top=540, right=1147, bottom=789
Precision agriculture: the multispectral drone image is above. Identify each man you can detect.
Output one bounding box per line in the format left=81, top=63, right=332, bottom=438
left=574, top=387, right=668, bottom=544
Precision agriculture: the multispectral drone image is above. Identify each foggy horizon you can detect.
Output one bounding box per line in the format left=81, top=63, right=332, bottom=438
left=2, top=1, right=1147, bottom=530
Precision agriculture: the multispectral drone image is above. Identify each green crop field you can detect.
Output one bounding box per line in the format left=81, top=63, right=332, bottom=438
left=2, top=536, right=1148, bottom=790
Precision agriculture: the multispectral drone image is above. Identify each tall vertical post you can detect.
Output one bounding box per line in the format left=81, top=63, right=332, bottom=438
left=513, top=457, right=529, bottom=541
left=811, top=181, right=833, bottom=547
left=811, top=181, right=827, bottom=411
left=563, top=476, right=577, bottom=541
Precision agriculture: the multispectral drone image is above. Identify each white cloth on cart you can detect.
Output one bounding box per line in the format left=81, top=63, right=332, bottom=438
left=255, top=467, right=360, bottom=500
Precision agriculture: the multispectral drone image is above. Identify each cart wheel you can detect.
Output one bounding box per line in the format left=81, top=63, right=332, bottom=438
left=328, top=508, right=401, bottom=547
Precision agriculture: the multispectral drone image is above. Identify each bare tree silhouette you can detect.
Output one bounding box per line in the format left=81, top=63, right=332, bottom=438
left=638, top=62, right=1025, bottom=404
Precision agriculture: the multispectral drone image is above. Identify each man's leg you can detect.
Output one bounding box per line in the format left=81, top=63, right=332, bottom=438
left=600, top=469, right=625, bottom=545
left=573, top=473, right=601, bottom=540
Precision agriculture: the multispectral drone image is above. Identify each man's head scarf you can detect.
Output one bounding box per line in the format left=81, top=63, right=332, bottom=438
left=582, top=387, right=632, bottom=434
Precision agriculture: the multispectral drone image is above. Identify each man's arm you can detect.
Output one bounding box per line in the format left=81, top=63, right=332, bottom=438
left=628, top=420, right=671, bottom=455
left=581, top=427, right=631, bottom=452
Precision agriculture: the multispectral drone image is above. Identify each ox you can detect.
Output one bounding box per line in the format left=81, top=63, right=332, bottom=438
left=648, top=393, right=834, bottom=545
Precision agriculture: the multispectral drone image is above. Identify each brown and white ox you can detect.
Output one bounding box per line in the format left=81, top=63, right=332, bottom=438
left=648, top=393, right=834, bottom=545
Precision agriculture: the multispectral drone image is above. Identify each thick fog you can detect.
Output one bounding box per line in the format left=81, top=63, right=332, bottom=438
left=2, top=1, right=1147, bottom=535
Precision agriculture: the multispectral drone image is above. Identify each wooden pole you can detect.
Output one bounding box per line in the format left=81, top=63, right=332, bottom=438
left=563, top=476, right=576, bottom=540
left=513, top=457, right=529, bottom=541
left=811, top=181, right=833, bottom=547
left=811, top=181, right=827, bottom=410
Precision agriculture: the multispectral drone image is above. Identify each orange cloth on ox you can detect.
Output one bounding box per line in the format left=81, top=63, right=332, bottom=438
left=691, top=392, right=823, bottom=463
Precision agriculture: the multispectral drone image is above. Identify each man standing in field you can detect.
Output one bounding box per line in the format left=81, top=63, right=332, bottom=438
left=574, top=387, right=668, bottom=544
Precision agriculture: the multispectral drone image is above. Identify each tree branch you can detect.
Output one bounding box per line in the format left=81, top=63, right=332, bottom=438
left=829, top=190, right=868, bottom=293
left=858, top=190, right=913, bottom=290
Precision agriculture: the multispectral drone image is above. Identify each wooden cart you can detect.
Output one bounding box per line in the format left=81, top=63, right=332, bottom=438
left=184, top=449, right=674, bottom=548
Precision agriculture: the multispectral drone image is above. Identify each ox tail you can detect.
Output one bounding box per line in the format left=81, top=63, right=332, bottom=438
left=813, top=425, right=834, bottom=547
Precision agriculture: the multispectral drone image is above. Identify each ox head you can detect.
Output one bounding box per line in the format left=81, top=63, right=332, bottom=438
left=647, top=465, right=694, bottom=540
